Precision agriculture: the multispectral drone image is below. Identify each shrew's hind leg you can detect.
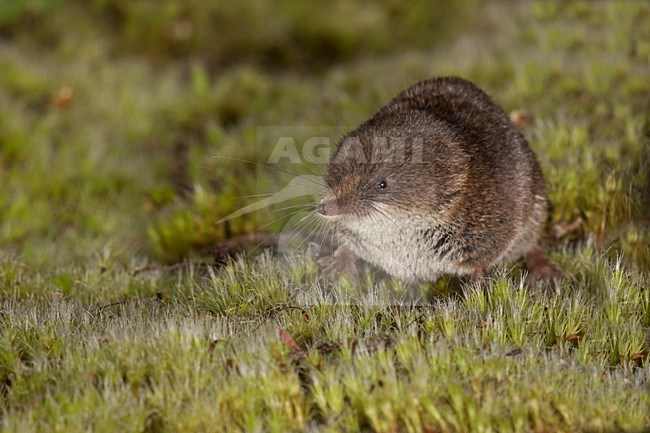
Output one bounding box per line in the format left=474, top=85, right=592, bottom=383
left=523, top=244, right=566, bottom=282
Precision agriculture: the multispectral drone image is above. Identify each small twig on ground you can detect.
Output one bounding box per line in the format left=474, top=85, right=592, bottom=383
left=131, top=263, right=183, bottom=277
left=88, top=300, right=128, bottom=317
left=552, top=216, right=584, bottom=239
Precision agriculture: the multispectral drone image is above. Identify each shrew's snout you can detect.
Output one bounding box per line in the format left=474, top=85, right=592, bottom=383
left=317, top=200, right=341, bottom=216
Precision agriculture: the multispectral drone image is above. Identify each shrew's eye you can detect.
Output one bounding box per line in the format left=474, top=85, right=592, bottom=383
left=377, top=180, right=388, bottom=190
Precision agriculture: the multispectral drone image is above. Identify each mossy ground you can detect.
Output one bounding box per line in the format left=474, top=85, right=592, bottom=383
left=0, top=1, right=649, bottom=432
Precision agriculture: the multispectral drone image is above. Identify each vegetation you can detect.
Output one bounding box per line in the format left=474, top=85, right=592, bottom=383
left=0, top=1, right=648, bottom=431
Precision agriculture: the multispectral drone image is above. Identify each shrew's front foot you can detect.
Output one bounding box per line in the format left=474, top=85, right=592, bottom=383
left=317, top=245, right=358, bottom=280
